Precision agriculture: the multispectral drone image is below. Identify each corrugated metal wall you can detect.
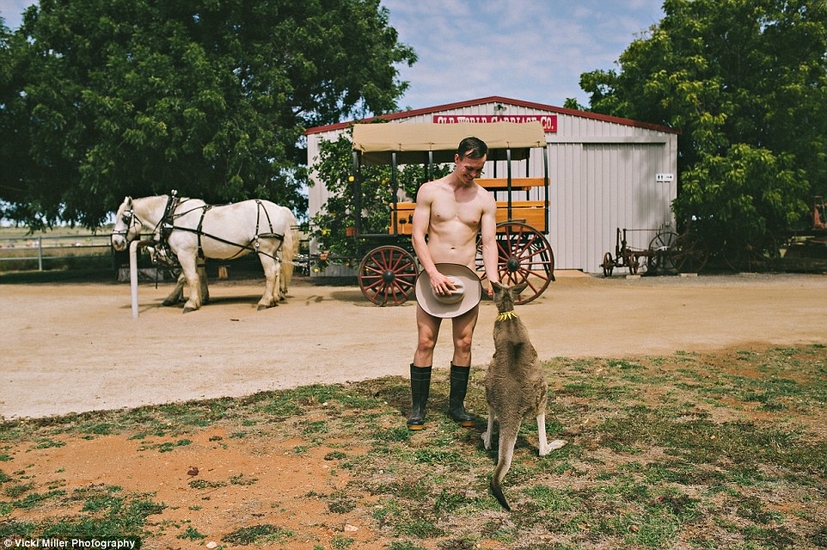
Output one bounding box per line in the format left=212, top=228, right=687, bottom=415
left=306, top=99, right=678, bottom=274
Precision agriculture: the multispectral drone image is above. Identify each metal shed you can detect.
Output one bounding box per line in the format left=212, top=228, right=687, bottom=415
left=306, top=96, right=679, bottom=274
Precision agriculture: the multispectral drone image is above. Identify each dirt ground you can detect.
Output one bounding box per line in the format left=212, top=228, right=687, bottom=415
left=2, top=271, right=826, bottom=420
left=2, top=271, right=826, bottom=549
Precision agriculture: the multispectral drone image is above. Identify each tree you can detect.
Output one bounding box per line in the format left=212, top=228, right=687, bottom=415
left=580, top=0, right=826, bottom=265
left=0, top=0, right=416, bottom=228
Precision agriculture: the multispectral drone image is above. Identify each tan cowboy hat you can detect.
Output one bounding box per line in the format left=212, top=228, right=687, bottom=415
left=415, top=263, right=482, bottom=318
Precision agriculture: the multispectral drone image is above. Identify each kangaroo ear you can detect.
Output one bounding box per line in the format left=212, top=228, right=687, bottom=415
left=512, top=282, right=528, bottom=296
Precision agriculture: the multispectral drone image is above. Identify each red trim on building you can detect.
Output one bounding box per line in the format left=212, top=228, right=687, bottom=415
left=303, top=95, right=679, bottom=135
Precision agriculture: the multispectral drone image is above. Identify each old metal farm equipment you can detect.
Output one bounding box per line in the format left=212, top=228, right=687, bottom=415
left=601, top=224, right=708, bottom=277
left=783, top=195, right=827, bottom=262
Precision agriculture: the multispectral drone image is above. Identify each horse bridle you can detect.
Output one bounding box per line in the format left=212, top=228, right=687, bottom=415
left=112, top=194, right=180, bottom=242
left=111, top=198, right=142, bottom=242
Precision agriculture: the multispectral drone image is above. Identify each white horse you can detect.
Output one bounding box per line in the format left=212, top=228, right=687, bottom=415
left=152, top=206, right=298, bottom=306
left=111, top=194, right=295, bottom=313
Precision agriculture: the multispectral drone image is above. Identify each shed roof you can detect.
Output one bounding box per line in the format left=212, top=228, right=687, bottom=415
left=352, top=121, right=546, bottom=165
left=306, top=95, right=681, bottom=136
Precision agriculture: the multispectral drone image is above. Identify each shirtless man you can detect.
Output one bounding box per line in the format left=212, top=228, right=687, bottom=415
left=407, top=136, right=500, bottom=430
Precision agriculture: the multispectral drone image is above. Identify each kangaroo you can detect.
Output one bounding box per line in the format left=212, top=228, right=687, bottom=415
left=482, top=281, right=566, bottom=511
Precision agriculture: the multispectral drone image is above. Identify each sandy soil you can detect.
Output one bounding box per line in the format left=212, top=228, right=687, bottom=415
left=1, top=271, right=825, bottom=420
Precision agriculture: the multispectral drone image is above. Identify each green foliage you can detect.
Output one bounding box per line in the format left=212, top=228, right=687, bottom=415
left=309, top=127, right=449, bottom=262
left=580, top=0, right=827, bottom=263
left=0, top=0, right=416, bottom=228
left=221, top=524, right=293, bottom=545
left=677, top=143, right=809, bottom=265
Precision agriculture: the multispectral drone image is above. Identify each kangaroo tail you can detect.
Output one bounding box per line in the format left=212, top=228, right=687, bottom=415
left=490, top=428, right=519, bottom=511
left=490, top=473, right=511, bottom=512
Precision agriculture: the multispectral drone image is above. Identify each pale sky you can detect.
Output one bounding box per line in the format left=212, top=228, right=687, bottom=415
left=382, top=0, right=664, bottom=109
left=1, top=0, right=665, bottom=110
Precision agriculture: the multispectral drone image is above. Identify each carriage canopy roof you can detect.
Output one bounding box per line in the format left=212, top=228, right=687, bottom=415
left=351, top=121, right=546, bottom=165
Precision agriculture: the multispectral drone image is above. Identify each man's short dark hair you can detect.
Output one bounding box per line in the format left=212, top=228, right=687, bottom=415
left=457, top=137, right=488, bottom=159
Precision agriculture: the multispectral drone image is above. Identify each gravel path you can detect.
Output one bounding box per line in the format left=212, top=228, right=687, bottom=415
left=1, top=271, right=825, bottom=419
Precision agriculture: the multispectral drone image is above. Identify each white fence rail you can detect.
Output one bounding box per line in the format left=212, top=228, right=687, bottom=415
left=0, top=234, right=113, bottom=271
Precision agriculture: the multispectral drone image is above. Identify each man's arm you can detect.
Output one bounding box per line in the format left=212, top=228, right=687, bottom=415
left=411, top=183, right=454, bottom=292
left=479, top=193, right=499, bottom=295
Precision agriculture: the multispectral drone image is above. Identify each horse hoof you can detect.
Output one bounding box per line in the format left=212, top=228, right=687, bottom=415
left=162, top=300, right=175, bottom=307
left=183, top=307, right=196, bottom=314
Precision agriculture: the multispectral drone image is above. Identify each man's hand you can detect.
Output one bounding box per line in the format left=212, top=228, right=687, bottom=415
left=429, top=271, right=457, bottom=295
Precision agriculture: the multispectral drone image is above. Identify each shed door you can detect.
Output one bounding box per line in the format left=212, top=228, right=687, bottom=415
left=582, top=143, right=674, bottom=273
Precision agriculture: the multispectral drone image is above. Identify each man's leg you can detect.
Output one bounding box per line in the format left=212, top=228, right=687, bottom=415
left=408, top=305, right=441, bottom=430
left=448, top=305, right=479, bottom=427
left=407, top=364, right=431, bottom=430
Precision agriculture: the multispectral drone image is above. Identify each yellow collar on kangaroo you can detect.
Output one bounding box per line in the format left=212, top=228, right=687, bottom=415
left=496, top=311, right=518, bottom=322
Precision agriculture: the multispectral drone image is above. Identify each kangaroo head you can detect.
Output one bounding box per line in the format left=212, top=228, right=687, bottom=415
left=491, top=281, right=528, bottom=313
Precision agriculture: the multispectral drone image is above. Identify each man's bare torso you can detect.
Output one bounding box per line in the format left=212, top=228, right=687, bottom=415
left=415, top=177, right=491, bottom=270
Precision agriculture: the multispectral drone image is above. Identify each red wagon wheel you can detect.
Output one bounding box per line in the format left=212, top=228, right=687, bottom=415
left=477, top=221, right=555, bottom=305
left=357, top=245, right=418, bottom=306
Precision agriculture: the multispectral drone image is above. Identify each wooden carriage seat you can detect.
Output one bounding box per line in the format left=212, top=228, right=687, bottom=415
left=480, top=178, right=547, bottom=230
left=390, top=202, right=416, bottom=235
left=476, top=177, right=545, bottom=192
left=388, top=178, right=547, bottom=235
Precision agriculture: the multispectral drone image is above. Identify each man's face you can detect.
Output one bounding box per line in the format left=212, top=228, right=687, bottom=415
left=455, top=154, right=486, bottom=185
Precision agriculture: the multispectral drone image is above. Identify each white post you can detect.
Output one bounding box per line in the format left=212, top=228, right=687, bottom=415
left=129, top=239, right=154, bottom=318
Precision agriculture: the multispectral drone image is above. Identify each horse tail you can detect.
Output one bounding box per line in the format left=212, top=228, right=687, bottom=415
left=279, top=207, right=299, bottom=296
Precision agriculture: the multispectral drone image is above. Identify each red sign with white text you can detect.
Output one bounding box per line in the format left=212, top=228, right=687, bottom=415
left=433, top=114, right=557, bottom=133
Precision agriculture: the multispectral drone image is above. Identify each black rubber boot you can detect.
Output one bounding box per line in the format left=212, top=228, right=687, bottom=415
left=407, top=364, right=431, bottom=431
left=448, top=363, right=477, bottom=427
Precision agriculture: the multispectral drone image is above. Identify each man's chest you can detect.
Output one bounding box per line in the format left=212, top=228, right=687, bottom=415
left=430, top=198, right=482, bottom=228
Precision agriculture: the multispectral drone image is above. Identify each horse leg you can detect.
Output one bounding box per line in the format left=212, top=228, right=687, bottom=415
left=279, top=256, right=291, bottom=301
left=279, top=228, right=296, bottom=301
left=162, top=266, right=206, bottom=306
left=257, top=254, right=280, bottom=310
left=197, top=260, right=209, bottom=304
left=163, top=273, right=186, bottom=306
left=179, top=256, right=203, bottom=313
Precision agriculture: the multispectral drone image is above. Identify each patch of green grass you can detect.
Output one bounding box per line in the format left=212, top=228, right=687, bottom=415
left=188, top=479, right=225, bottom=490
left=13, top=489, right=67, bottom=509
left=327, top=490, right=356, bottom=514
left=229, top=473, right=257, bottom=486
left=137, top=438, right=192, bottom=453
left=177, top=526, right=207, bottom=540
left=3, top=482, right=35, bottom=498
left=0, top=490, right=164, bottom=541
left=387, top=541, right=428, bottom=550
left=221, top=524, right=293, bottom=545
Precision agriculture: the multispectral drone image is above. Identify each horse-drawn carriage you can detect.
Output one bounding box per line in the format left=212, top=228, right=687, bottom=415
left=347, top=121, right=555, bottom=306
